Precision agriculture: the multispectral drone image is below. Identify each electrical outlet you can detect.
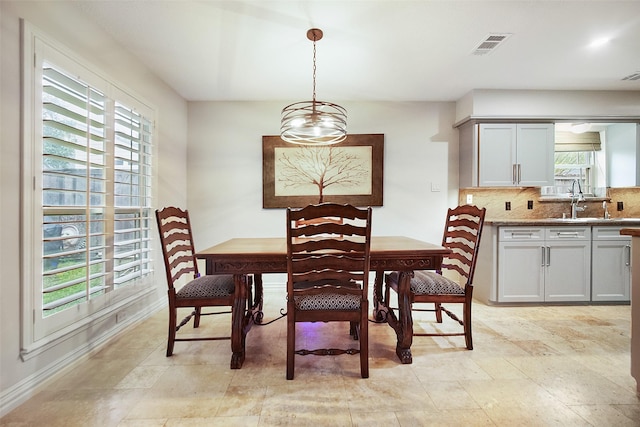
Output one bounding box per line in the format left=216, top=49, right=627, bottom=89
left=466, top=194, right=473, bottom=204
left=527, top=200, right=533, bottom=209
left=617, top=201, right=624, bottom=211
left=116, top=311, right=127, bottom=323
left=505, top=201, right=511, bottom=211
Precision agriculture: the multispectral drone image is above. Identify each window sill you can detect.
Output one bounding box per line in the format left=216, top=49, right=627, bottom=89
left=20, top=286, right=159, bottom=361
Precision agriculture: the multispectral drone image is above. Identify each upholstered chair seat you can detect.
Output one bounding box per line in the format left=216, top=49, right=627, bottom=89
left=294, top=292, right=362, bottom=311
left=387, top=270, right=465, bottom=295
left=176, top=275, right=235, bottom=299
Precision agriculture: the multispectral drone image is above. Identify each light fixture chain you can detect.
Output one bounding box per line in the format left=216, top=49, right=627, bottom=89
left=312, top=38, right=317, bottom=102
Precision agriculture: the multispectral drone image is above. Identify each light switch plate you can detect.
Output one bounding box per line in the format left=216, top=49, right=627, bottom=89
left=466, top=194, right=473, bottom=204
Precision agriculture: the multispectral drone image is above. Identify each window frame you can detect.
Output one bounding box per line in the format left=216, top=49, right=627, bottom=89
left=21, top=21, right=158, bottom=357
left=554, top=150, right=596, bottom=194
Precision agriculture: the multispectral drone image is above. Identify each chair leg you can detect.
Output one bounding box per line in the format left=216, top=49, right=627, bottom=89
left=464, top=299, right=473, bottom=350
left=286, top=303, right=296, bottom=380
left=252, top=274, right=264, bottom=324
left=360, top=303, right=369, bottom=378
left=435, top=302, right=443, bottom=323
left=350, top=321, right=359, bottom=340
left=167, top=305, right=177, bottom=357
left=193, top=306, right=202, bottom=328
left=384, top=278, right=391, bottom=311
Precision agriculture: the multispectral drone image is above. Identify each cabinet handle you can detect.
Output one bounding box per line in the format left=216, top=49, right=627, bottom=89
left=625, top=244, right=631, bottom=267
left=541, top=246, right=545, bottom=267
left=511, top=232, right=534, bottom=238
left=546, top=246, right=551, bottom=266
left=512, top=164, right=517, bottom=185
left=517, top=163, right=521, bottom=184
left=556, top=232, right=580, bottom=238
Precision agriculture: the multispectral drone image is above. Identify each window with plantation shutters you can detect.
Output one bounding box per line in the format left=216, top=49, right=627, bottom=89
left=22, top=24, right=156, bottom=351
left=42, top=63, right=109, bottom=315
left=112, top=103, right=153, bottom=289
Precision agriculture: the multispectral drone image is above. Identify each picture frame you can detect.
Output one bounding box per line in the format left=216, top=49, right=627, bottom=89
left=262, top=134, right=384, bottom=209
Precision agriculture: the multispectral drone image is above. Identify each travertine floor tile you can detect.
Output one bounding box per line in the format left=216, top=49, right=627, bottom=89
left=115, top=365, right=169, bottom=389
left=2, top=291, right=638, bottom=426
left=422, top=381, right=480, bottom=410
left=395, top=408, right=494, bottom=426
left=482, top=402, right=591, bottom=426
left=165, top=415, right=260, bottom=426
left=569, top=404, right=639, bottom=426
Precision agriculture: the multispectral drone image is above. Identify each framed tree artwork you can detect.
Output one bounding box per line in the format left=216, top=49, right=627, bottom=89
left=262, top=134, right=384, bottom=209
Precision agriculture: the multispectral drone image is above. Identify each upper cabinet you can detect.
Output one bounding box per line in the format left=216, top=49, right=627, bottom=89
left=459, top=123, right=555, bottom=187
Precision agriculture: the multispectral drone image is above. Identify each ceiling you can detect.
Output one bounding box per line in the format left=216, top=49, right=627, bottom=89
left=73, top=0, right=640, bottom=102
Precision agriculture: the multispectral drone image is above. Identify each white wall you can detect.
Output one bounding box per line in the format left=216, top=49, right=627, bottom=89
left=0, top=1, right=187, bottom=415
left=187, top=100, right=459, bottom=285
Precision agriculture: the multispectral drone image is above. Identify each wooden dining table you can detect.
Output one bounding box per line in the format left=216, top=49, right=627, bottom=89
left=196, top=236, right=450, bottom=368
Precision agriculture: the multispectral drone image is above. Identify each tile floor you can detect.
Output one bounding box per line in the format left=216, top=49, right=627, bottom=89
left=2, top=288, right=639, bottom=426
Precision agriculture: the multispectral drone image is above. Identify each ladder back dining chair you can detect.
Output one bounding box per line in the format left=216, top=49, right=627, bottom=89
left=286, top=203, right=372, bottom=379
left=155, top=206, right=257, bottom=357
left=384, top=204, right=486, bottom=351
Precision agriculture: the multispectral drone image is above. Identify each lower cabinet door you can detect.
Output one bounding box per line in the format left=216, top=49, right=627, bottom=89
left=545, top=240, right=591, bottom=302
left=498, top=242, right=544, bottom=302
left=592, top=240, right=631, bottom=302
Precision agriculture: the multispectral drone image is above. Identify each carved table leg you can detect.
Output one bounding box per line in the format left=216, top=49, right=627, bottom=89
left=252, top=273, right=264, bottom=324
left=230, top=274, right=249, bottom=369
left=372, top=270, right=388, bottom=322
left=395, top=270, right=414, bottom=364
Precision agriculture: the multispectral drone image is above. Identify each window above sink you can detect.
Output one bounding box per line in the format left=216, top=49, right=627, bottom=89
left=541, top=122, right=639, bottom=199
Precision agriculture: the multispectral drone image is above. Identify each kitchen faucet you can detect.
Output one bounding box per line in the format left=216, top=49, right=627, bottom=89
left=570, top=179, right=586, bottom=219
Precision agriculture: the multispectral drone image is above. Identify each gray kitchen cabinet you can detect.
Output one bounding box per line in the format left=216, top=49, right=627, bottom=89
left=544, top=227, right=592, bottom=301
left=592, top=226, right=631, bottom=302
left=459, top=123, right=555, bottom=187
left=498, top=226, right=591, bottom=302
left=498, top=227, right=545, bottom=302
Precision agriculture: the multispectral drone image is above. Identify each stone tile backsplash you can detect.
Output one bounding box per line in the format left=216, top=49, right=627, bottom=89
left=458, top=187, right=640, bottom=220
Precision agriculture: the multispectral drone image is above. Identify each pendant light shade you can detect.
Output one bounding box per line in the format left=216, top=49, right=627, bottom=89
left=281, top=28, right=347, bottom=145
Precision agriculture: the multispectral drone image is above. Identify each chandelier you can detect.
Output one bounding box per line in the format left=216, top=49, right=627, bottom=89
left=281, top=28, right=347, bottom=145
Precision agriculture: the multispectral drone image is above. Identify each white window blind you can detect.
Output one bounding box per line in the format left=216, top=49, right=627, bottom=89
left=22, top=24, right=156, bottom=349
left=112, top=103, right=153, bottom=287
left=42, top=63, right=109, bottom=314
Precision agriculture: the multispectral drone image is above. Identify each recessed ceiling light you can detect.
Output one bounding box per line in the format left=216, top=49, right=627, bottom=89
left=589, top=37, right=611, bottom=48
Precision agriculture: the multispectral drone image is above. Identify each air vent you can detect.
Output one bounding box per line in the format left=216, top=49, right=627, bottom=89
left=472, top=33, right=512, bottom=56
left=622, top=72, right=640, bottom=81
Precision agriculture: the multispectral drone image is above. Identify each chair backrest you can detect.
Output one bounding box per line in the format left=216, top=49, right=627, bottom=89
left=155, top=207, right=199, bottom=290
left=440, top=205, right=486, bottom=287
left=295, top=217, right=343, bottom=227
left=286, top=203, right=372, bottom=297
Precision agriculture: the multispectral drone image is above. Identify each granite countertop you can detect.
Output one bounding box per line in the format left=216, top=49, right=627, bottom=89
left=486, top=218, right=640, bottom=226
